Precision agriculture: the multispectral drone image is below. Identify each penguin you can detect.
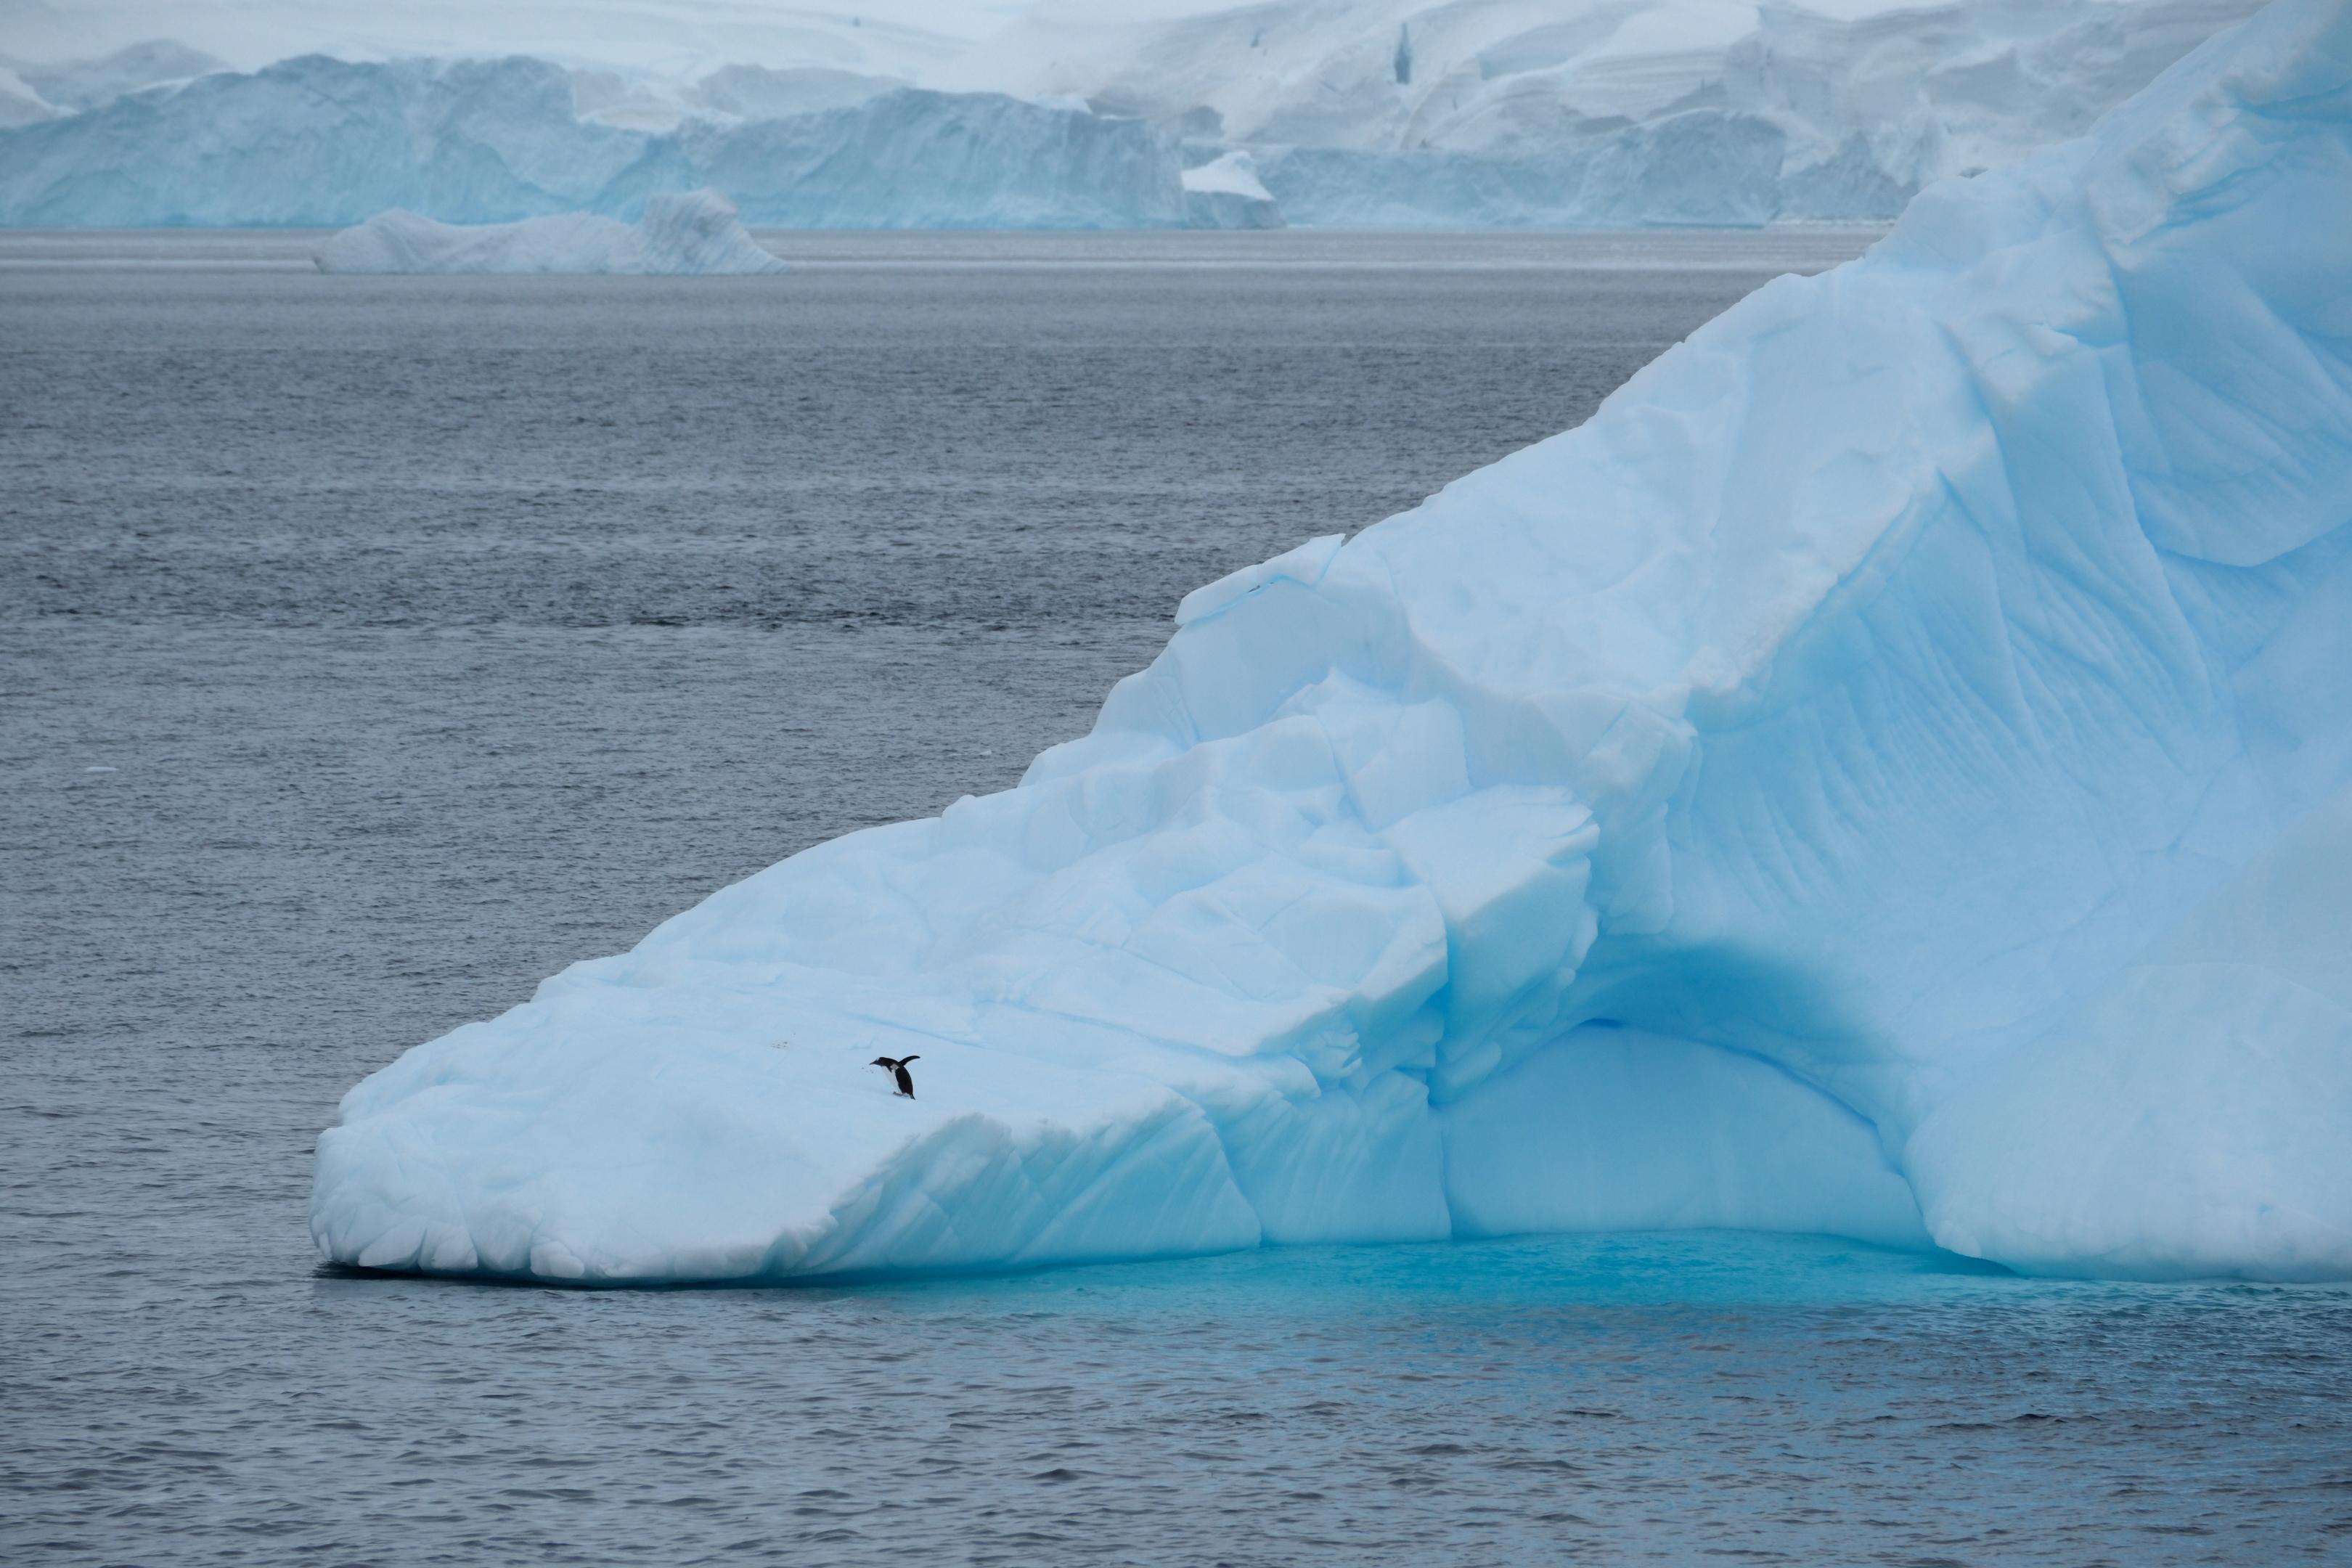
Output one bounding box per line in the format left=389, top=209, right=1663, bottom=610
left=870, top=1055, right=919, bottom=1098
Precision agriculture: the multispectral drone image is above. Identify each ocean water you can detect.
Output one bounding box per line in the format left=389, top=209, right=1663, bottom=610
left=3, top=229, right=2346, bottom=1566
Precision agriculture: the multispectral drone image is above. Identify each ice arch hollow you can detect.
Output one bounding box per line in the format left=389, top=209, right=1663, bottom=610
left=314, top=0, right=2352, bottom=1284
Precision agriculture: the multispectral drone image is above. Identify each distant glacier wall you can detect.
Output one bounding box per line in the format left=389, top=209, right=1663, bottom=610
left=311, top=0, right=2352, bottom=1286
left=956, top=0, right=2272, bottom=227
left=0, top=1, right=2278, bottom=232
left=678, top=89, right=1183, bottom=229
left=0, top=56, right=1186, bottom=229
left=1258, top=111, right=1798, bottom=229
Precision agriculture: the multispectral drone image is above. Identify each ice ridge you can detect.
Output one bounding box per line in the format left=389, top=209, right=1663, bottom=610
left=312, top=0, right=2352, bottom=1285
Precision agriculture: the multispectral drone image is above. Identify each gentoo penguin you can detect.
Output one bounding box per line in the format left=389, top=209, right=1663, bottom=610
left=870, top=1055, right=919, bottom=1098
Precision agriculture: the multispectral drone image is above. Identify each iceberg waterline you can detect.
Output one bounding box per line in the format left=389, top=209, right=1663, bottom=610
left=314, top=190, right=784, bottom=275
left=312, top=0, right=2352, bottom=1285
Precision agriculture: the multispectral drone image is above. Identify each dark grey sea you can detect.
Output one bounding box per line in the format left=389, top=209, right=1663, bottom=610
left=4, top=228, right=2346, bottom=1567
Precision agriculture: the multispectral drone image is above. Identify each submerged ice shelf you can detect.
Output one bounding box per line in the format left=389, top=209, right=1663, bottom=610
left=313, top=0, right=2352, bottom=1286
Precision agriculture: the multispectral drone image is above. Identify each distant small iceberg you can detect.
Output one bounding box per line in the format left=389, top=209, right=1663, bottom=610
left=1181, top=150, right=1284, bottom=229
left=315, top=189, right=784, bottom=275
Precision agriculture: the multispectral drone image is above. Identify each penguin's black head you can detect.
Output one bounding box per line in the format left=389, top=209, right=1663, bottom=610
left=870, top=1056, right=894, bottom=1067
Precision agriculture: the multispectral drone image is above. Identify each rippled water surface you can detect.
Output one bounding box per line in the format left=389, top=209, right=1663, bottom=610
left=5, top=229, right=2347, bottom=1566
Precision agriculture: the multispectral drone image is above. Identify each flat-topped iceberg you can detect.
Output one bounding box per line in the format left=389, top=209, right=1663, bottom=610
left=316, top=189, right=783, bottom=275
left=313, top=0, right=2352, bottom=1285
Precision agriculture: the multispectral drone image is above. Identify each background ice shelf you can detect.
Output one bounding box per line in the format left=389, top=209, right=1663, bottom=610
left=0, top=1, right=2272, bottom=230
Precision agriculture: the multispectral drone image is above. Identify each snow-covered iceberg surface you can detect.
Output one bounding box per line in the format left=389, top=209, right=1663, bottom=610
left=313, top=0, right=2352, bottom=1286
left=315, top=190, right=783, bottom=275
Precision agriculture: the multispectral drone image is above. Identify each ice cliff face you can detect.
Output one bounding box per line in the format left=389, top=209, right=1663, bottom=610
left=1182, top=148, right=1286, bottom=227
left=0, top=55, right=679, bottom=227
left=0, top=3, right=2274, bottom=230
left=0, top=56, right=1186, bottom=229
left=955, top=0, right=2271, bottom=225
left=314, top=189, right=785, bottom=274
left=678, top=89, right=1185, bottom=229
left=311, top=0, right=2352, bottom=1285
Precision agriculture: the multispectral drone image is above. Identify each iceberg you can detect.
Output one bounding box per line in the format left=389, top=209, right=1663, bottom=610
left=312, top=0, right=2352, bottom=1285
left=314, top=190, right=783, bottom=275
left=1182, top=149, right=1286, bottom=229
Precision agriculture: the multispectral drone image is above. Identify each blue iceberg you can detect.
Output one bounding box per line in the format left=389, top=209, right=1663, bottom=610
left=312, top=0, right=2352, bottom=1285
